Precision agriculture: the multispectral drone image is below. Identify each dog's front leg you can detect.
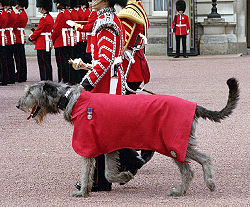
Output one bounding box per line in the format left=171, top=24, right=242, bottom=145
left=71, top=157, right=95, bottom=197
left=105, top=151, right=134, bottom=184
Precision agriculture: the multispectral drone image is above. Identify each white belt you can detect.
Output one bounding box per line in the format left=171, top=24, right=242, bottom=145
left=109, top=56, right=122, bottom=94
left=76, top=31, right=80, bottom=43
left=5, top=28, right=14, bottom=44
left=17, top=28, right=25, bottom=44
left=69, top=28, right=74, bottom=46
left=0, top=29, right=5, bottom=46
left=62, top=28, right=69, bottom=47
left=176, top=24, right=187, bottom=27
left=41, top=32, right=52, bottom=52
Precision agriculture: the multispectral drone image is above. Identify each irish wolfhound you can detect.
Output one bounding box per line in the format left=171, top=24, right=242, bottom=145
left=17, top=78, right=239, bottom=198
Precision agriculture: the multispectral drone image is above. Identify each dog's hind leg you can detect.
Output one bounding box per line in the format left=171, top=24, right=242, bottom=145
left=71, top=157, right=96, bottom=197
left=186, top=147, right=215, bottom=192
left=168, top=160, right=194, bottom=197
left=105, top=151, right=134, bottom=184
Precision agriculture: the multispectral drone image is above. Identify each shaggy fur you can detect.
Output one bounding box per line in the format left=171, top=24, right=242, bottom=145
left=17, top=78, right=239, bottom=197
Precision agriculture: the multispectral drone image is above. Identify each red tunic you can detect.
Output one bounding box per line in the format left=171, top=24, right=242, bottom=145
left=14, top=9, right=28, bottom=44
left=119, top=1, right=150, bottom=83
left=81, top=8, right=125, bottom=95
left=5, top=8, right=16, bottom=46
left=0, top=9, right=7, bottom=46
left=29, top=13, right=54, bottom=51
left=51, top=9, right=71, bottom=48
left=71, top=91, right=197, bottom=163
left=172, top=14, right=190, bottom=36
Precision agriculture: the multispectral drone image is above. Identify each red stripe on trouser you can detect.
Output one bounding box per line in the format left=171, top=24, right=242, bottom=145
left=41, top=52, right=46, bottom=79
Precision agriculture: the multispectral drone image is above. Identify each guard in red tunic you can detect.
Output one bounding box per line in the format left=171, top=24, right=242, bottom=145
left=69, top=0, right=78, bottom=59
left=13, top=0, right=28, bottom=82
left=117, top=0, right=154, bottom=170
left=172, top=0, right=190, bottom=58
left=75, top=0, right=96, bottom=82
left=0, top=2, right=8, bottom=86
left=70, top=0, right=146, bottom=192
left=52, top=0, right=77, bottom=84
left=29, top=0, right=54, bottom=81
left=4, top=0, right=16, bottom=84
left=118, top=0, right=150, bottom=94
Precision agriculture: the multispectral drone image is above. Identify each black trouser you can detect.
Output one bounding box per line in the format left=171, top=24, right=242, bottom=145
left=75, top=42, right=92, bottom=83
left=14, top=43, right=27, bottom=82
left=37, top=50, right=53, bottom=81
left=55, top=46, right=77, bottom=84
left=0, top=46, right=8, bottom=84
left=5, top=44, right=16, bottom=83
left=175, top=35, right=187, bottom=56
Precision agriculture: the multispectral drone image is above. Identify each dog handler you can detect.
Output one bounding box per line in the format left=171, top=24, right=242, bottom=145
left=70, top=0, right=145, bottom=192
left=117, top=0, right=154, bottom=167
left=28, top=0, right=54, bottom=81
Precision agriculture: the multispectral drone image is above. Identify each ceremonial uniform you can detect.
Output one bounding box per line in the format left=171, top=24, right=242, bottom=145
left=118, top=0, right=150, bottom=94
left=0, top=6, right=8, bottom=85
left=13, top=0, right=28, bottom=82
left=80, top=7, right=125, bottom=94
left=76, top=7, right=97, bottom=82
left=52, top=0, right=76, bottom=84
left=78, top=5, right=127, bottom=191
left=172, top=0, right=190, bottom=58
left=29, top=0, right=54, bottom=81
left=4, top=6, right=16, bottom=84
left=118, top=0, right=154, bottom=166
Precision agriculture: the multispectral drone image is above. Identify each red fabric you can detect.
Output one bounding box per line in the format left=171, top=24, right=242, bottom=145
left=14, top=9, right=28, bottom=44
left=0, top=9, right=8, bottom=46
left=172, top=14, right=190, bottom=35
left=71, top=91, right=197, bottom=163
left=51, top=9, right=71, bottom=48
left=30, top=13, right=54, bottom=50
left=5, top=8, right=16, bottom=45
left=86, top=12, right=125, bottom=95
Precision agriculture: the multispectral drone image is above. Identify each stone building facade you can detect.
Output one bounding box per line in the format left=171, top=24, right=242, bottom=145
left=25, top=0, right=248, bottom=56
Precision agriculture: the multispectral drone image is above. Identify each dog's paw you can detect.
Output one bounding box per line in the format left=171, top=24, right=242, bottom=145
left=119, top=171, right=134, bottom=183
left=167, top=187, right=185, bottom=197
left=206, top=178, right=216, bottom=192
left=71, top=190, right=89, bottom=198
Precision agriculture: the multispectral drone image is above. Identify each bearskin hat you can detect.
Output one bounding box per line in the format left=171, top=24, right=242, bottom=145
left=76, top=0, right=85, bottom=6
left=16, top=0, right=28, bottom=8
left=108, top=0, right=128, bottom=8
left=1, top=0, right=11, bottom=6
left=70, top=0, right=77, bottom=8
left=36, top=0, right=53, bottom=11
left=176, top=0, right=186, bottom=12
left=53, top=0, right=70, bottom=6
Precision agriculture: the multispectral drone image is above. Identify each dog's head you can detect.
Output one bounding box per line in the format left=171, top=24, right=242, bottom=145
left=17, top=81, right=63, bottom=123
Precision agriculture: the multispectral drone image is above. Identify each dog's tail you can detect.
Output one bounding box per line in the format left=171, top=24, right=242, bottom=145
left=195, top=78, right=239, bottom=122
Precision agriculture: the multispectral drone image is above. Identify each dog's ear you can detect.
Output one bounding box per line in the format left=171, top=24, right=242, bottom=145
left=43, top=82, right=58, bottom=98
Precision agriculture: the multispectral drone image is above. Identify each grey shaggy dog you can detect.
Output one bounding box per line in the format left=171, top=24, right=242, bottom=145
left=17, top=78, right=239, bottom=198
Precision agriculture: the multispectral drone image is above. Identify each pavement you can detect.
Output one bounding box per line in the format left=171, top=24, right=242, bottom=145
left=0, top=55, right=249, bottom=206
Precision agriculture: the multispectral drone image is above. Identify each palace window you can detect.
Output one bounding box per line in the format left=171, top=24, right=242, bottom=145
left=153, top=0, right=168, bottom=16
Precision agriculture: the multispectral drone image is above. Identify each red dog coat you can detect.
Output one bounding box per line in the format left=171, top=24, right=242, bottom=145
left=71, top=91, right=197, bottom=163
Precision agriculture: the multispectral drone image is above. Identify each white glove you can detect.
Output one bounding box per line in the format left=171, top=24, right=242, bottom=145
left=68, top=58, right=91, bottom=70
left=66, top=20, right=83, bottom=30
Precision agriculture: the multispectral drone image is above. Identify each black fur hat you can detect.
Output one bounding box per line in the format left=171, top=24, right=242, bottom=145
left=108, top=0, right=128, bottom=8
left=1, top=0, right=9, bottom=6
left=16, top=0, right=28, bottom=8
left=176, top=0, right=186, bottom=12
left=54, top=0, right=70, bottom=6
left=70, top=0, right=77, bottom=8
left=36, top=0, right=53, bottom=11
